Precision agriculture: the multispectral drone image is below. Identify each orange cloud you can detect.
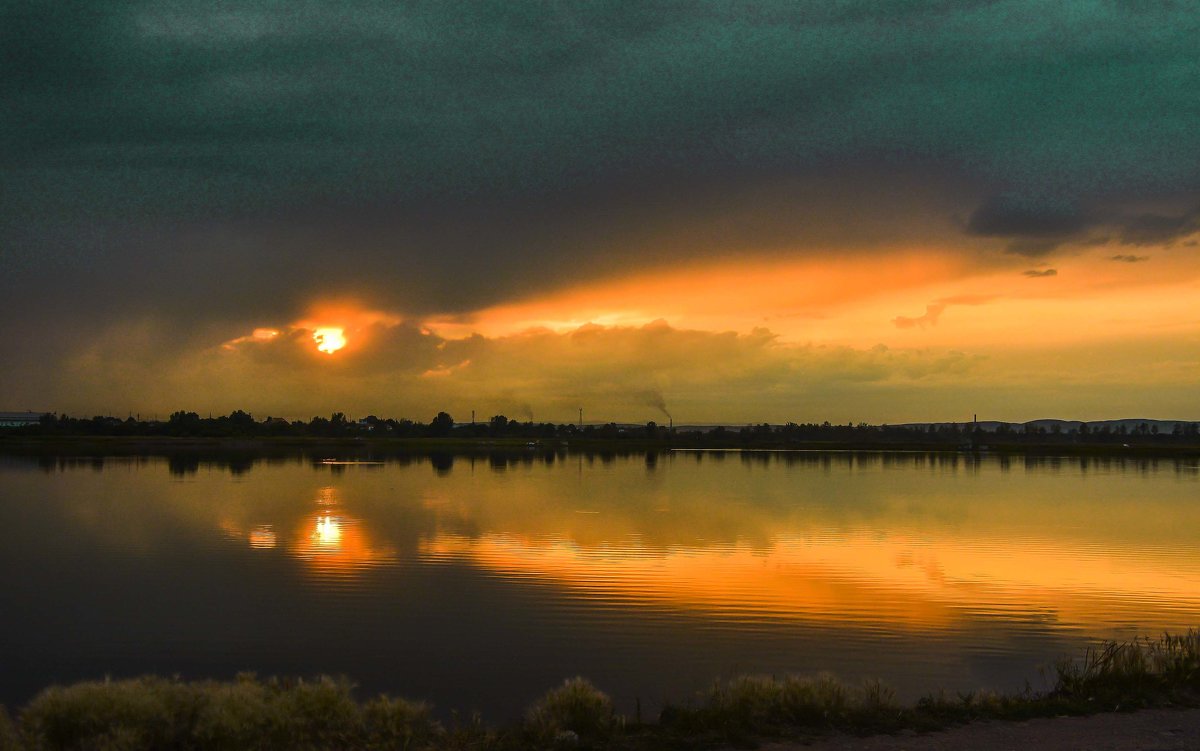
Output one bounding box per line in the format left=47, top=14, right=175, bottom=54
left=892, top=304, right=945, bottom=329
left=44, top=243, right=1200, bottom=423
left=935, top=294, right=998, bottom=306
left=425, top=249, right=977, bottom=340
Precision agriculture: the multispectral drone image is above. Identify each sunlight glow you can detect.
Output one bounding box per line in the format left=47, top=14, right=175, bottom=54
left=422, top=249, right=974, bottom=341
left=313, top=327, right=346, bottom=354
left=221, top=327, right=281, bottom=350
left=313, top=514, right=342, bottom=546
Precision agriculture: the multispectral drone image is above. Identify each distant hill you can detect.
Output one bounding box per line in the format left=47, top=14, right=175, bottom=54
left=672, top=419, right=1196, bottom=434
left=892, top=418, right=1193, bottom=433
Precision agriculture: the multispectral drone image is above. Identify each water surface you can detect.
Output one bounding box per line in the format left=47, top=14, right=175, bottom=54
left=1, top=451, right=1197, bottom=719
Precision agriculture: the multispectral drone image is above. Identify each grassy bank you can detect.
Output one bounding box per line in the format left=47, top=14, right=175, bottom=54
left=1, top=631, right=1197, bottom=750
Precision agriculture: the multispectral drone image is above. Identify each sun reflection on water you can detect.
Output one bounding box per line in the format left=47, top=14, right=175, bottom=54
left=289, top=487, right=396, bottom=577
left=312, top=515, right=342, bottom=546
left=222, top=486, right=396, bottom=577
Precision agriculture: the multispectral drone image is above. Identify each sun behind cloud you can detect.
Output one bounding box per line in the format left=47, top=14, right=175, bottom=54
left=313, top=328, right=347, bottom=354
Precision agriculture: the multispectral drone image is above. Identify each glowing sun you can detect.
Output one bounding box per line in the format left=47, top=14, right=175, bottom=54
left=313, top=327, right=347, bottom=354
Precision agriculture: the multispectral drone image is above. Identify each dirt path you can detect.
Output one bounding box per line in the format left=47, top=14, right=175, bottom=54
left=755, top=708, right=1200, bottom=751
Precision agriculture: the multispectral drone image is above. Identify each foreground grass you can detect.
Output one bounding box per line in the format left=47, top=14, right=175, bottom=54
left=1, top=631, right=1197, bottom=750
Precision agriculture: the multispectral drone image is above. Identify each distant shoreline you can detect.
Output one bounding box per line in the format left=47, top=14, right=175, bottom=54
left=2, top=434, right=1199, bottom=458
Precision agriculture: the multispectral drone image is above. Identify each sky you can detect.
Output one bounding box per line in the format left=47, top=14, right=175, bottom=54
left=2, top=0, right=1199, bottom=424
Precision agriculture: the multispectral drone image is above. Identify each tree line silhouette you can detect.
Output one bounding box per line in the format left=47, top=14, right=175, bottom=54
left=6, top=411, right=1199, bottom=448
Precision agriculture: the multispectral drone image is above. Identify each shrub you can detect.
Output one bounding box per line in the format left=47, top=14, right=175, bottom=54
left=0, top=705, right=21, bottom=751
left=265, top=676, right=361, bottom=749
left=8, top=631, right=1199, bottom=750
left=189, top=675, right=280, bottom=751
left=19, top=676, right=197, bottom=751
left=19, top=675, right=365, bottom=751
left=361, top=695, right=440, bottom=750
left=525, top=677, right=617, bottom=740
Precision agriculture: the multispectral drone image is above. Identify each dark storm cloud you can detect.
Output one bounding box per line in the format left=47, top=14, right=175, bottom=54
left=963, top=199, right=1200, bottom=254
left=966, top=195, right=1090, bottom=239
left=1003, top=238, right=1072, bottom=258
left=1115, top=206, right=1200, bottom=247
left=964, top=194, right=1091, bottom=256
left=3, top=0, right=1200, bottom=336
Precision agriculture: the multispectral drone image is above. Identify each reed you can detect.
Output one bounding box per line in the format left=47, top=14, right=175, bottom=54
left=1052, top=629, right=1200, bottom=707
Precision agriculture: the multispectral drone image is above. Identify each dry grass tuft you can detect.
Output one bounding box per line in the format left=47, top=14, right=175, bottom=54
left=524, top=677, right=620, bottom=742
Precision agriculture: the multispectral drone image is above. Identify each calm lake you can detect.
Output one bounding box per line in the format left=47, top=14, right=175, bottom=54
left=1, top=450, right=1198, bottom=719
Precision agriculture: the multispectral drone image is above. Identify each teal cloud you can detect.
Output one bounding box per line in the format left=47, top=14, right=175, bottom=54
left=2, top=0, right=1199, bottom=323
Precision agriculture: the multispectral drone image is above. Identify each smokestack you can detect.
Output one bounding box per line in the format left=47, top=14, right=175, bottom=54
left=643, top=390, right=672, bottom=423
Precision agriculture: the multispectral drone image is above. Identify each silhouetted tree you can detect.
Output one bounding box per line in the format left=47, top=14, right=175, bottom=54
left=428, top=411, right=455, bottom=437
left=167, top=411, right=202, bottom=436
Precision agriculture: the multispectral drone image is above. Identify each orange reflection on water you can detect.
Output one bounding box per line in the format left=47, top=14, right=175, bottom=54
left=422, top=534, right=958, bottom=628
left=248, top=525, right=277, bottom=549
left=290, top=488, right=396, bottom=577
left=421, top=531, right=1200, bottom=634
left=312, top=515, right=342, bottom=546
